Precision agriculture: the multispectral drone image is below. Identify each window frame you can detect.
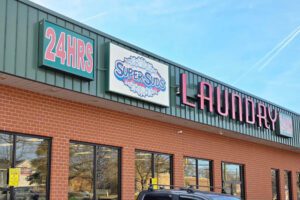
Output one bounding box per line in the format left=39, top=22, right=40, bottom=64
left=184, top=156, right=214, bottom=191
left=135, top=149, right=174, bottom=190
left=221, top=161, right=246, bottom=200
left=0, top=130, right=52, bottom=200
left=271, top=168, right=281, bottom=200
left=69, top=140, right=122, bottom=200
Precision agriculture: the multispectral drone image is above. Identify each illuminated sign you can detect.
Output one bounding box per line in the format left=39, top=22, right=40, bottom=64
left=181, top=73, right=279, bottom=131
left=108, top=43, right=169, bottom=107
left=39, top=20, right=94, bottom=80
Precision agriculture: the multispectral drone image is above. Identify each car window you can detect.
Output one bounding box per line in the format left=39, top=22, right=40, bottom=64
left=206, top=195, right=240, bottom=200
left=180, top=197, right=203, bottom=200
left=144, top=194, right=173, bottom=200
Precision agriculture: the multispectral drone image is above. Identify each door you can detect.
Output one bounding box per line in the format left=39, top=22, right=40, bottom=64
left=0, top=132, right=50, bottom=200
left=0, top=134, right=13, bottom=200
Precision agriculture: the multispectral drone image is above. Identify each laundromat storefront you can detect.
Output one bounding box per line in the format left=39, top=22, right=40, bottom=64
left=0, top=0, right=300, bottom=200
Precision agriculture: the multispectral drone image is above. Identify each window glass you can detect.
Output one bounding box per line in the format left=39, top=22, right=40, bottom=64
left=135, top=151, right=172, bottom=197
left=297, top=172, right=300, bottom=200
left=198, top=160, right=211, bottom=191
left=284, top=171, right=292, bottom=200
left=0, top=133, right=13, bottom=200
left=184, top=157, right=212, bottom=191
left=69, top=143, right=94, bottom=200
left=69, top=143, right=121, bottom=200
left=96, top=146, right=119, bottom=200
left=135, top=152, right=152, bottom=194
left=154, top=154, right=171, bottom=189
left=184, top=158, right=196, bottom=187
left=222, top=163, right=244, bottom=199
left=271, top=169, right=280, bottom=200
left=15, top=136, right=50, bottom=200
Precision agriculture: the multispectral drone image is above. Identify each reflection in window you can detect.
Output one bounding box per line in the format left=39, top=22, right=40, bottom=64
left=184, top=158, right=196, bottom=187
left=222, top=163, right=245, bottom=199
left=297, top=172, right=300, bottom=200
left=184, top=157, right=213, bottom=191
left=96, top=146, right=119, bottom=200
left=272, top=169, right=280, bottom=200
left=135, top=152, right=152, bottom=194
left=154, top=154, right=171, bottom=189
left=15, top=136, right=50, bottom=200
left=0, top=133, right=13, bottom=200
left=69, top=143, right=94, bottom=200
left=135, top=151, right=172, bottom=196
left=69, top=142, right=120, bottom=200
left=284, top=171, right=292, bottom=200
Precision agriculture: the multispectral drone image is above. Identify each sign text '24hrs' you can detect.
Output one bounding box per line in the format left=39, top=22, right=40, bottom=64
left=39, top=20, right=94, bottom=80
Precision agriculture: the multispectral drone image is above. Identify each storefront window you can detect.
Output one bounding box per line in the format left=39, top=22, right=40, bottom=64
left=15, top=136, right=50, bottom=200
left=68, top=142, right=120, bottom=200
left=0, top=132, right=51, bottom=200
left=96, top=146, right=119, bottom=200
left=135, top=151, right=172, bottom=196
left=184, top=158, right=196, bottom=187
left=184, top=157, right=213, bottom=191
left=271, top=169, right=280, bottom=200
left=69, top=143, right=94, bottom=200
left=284, top=171, right=292, bottom=200
left=0, top=134, right=13, bottom=200
left=297, top=172, right=300, bottom=200
left=222, top=162, right=245, bottom=199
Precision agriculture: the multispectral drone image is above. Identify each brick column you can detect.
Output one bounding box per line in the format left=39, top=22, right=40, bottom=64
left=122, top=146, right=135, bottom=200
left=50, top=136, right=70, bottom=200
left=173, top=153, right=184, bottom=188
left=213, top=159, right=223, bottom=194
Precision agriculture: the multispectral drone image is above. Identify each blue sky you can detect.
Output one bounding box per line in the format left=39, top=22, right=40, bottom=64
left=31, top=0, right=300, bottom=113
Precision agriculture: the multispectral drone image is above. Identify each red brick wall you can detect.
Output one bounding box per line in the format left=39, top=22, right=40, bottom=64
left=0, top=84, right=299, bottom=200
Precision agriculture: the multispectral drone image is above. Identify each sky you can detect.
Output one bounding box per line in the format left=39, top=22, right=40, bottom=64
left=30, top=0, right=300, bottom=113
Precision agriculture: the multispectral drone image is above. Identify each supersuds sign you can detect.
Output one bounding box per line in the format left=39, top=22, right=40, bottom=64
left=108, top=43, right=170, bottom=107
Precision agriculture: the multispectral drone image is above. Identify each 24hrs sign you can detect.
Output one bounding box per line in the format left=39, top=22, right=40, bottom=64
left=39, top=20, right=94, bottom=80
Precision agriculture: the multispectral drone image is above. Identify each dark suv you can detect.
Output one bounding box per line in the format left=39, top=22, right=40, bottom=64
left=137, top=188, right=240, bottom=200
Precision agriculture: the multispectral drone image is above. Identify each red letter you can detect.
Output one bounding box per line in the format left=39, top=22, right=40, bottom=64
left=77, top=39, right=85, bottom=71
left=267, top=107, right=278, bottom=131
left=44, top=27, right=56, bottom=62
left=67, top=35, right=76, bottom=68
left=181, top=74, right=196, bottom=107
left=216, top=87, right=228, bottom=117
left=197, top=82, right=213, bottom=112
left=244, top=98, right=255, bottom=124
left=256, top=102, right=270, bottom=129
left=56, top=32, right=66, bottom=65
left=231, top=93, right=243, bottom=122
left=85, top=42, right=93, bottom=73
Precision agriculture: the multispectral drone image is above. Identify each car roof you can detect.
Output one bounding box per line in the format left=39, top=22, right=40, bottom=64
left=139, top=189, right=240, bottom=199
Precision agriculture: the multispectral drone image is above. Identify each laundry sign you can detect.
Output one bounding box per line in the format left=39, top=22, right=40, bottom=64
left=108, top=43, right=170, bottom=107
left=39, top=20, right=94, bottom=80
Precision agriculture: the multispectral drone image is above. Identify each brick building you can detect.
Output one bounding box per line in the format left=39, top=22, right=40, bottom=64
left=0, top=1, right=299, bottom=200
